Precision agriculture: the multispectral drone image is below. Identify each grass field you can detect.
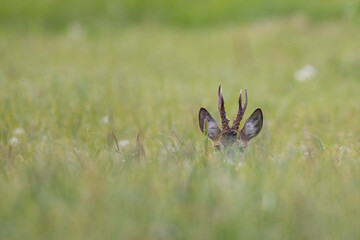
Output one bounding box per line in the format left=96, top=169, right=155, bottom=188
left=1, top=15, right=360, bottom=239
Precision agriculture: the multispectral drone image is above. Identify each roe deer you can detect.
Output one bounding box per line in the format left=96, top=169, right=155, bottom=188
left=198, top=84, right=263, bottom=152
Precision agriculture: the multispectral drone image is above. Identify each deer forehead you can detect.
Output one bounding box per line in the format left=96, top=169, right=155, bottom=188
left=219, top=130, right=238, bottom=144
left=214, top=130, right=248, bottom=151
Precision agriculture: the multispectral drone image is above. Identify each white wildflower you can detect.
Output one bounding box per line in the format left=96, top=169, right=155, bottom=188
left=9, top=137, right=19, bottom=146
left=13, top=128, right=25, bottom=136
left=118, top=140, right=129, bottom=149
left=101, top=116, right=109, bottom=125
left=294, top=64, right=317, bottom=82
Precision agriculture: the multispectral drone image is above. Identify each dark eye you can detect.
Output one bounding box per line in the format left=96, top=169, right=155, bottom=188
left=214, top=145, right=221, bottom=151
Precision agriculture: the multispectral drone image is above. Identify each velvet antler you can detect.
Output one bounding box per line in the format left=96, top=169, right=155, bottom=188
left=232, top=88, right=248, bottom=131
left=218, top=84, right=230, bottom=130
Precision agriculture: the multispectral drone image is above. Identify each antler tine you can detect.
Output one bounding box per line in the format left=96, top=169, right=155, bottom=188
left=232, top=88, right=248, bottom=130
left=218, top=84, right=230, bottom=130
left=243, top=88, right=248, bottom=111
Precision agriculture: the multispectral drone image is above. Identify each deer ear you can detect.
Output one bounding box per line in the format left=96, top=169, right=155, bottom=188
left=198, top=108, right=221, bottom=140
left=241, top=108, right=263, bottom=141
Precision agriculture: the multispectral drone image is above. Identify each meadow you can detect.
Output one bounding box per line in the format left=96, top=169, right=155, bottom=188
left=1, top=10, right=360, bottom=240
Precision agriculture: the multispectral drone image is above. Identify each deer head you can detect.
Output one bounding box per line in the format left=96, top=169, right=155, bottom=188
left=198, top=84, right=263, bottom=152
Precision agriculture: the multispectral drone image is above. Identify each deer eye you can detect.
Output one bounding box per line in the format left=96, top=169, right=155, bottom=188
left=214, top=145, right=221, bottom=151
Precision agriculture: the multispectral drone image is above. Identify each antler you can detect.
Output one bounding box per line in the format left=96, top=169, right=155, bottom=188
left=232, top=88, right=248, bottom=130
left=218, top=84, right=230, bottom=130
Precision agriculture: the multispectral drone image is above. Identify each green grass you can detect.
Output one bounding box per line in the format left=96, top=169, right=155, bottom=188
left=1, top=16, right=360, bottom=239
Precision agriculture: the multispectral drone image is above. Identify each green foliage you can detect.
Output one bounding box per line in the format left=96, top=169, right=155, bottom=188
left=1, top=18, right=360, bottom=239
left=0, top=0, right=359, bottom=29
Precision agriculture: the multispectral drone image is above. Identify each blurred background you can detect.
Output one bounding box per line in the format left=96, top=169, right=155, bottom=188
left=0, top=0, right=359, bottom=30
left=1, top=0, right=359, bottom=141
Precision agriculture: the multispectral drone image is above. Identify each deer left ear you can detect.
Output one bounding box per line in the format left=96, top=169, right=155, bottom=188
left=198, top=108, right=221, bottom=140
left=241, top=108, right=263, bottom=141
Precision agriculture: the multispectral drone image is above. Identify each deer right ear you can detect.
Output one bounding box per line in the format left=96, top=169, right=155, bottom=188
left=199, top=108, right=221, bottom=140
left=241, top=108, right=263, bottom=141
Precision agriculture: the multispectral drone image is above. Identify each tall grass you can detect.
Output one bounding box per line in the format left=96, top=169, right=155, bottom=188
left=1, top=17, right=360, bottom=239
